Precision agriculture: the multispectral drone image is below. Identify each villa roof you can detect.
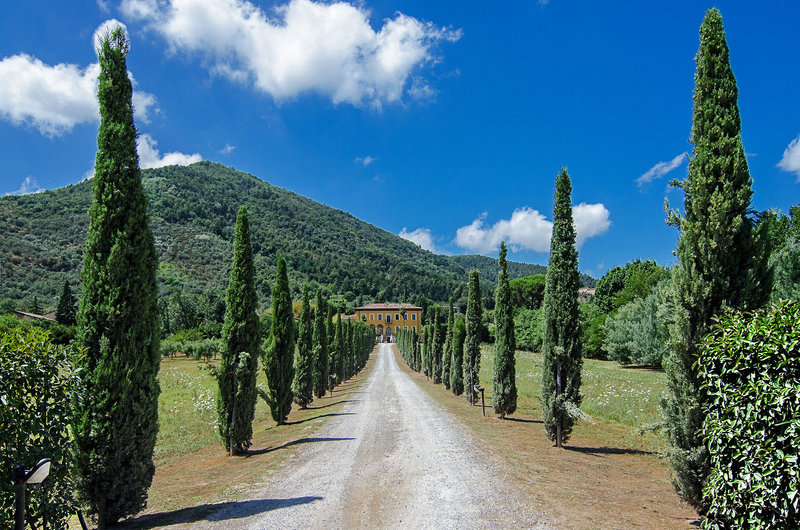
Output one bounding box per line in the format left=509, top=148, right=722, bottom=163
left=355, top=303, right=422, bottom=311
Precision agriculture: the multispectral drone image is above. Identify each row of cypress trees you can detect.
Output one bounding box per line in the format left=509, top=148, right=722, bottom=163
left=395, top=168, right=584, bottom=445
left=218, top=222, right=375, bottom=449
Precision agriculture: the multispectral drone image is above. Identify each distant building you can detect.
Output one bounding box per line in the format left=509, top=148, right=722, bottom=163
left=354, top=303, right=423, bottom=342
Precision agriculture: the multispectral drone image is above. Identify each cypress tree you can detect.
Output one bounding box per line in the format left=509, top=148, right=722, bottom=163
left=451, top=318, right=466, bottom=396
left=327, top=306, right=336, bottom=391
left=442, top=297, right=454, bottom=390
left=293, top=285, right=314, bottom=408
left=217, top=206, right=260, bottom=455
left=73, top=27, right=160, bottom=527
left=662, top=8, right=761, bottom=509
left=55, top=280, right=77, bottom=326
left=332, top=314, right=343, bottom=384
left=493, top=241, right=517, bottom=418
left=264, top=256, right=294, bottom=424
left=312, top=292, right=328, bottom=398
left=431, top=310, right=442, bottom=384
left=464, top=270, right=482, bottom=404
left=541, top=168, right=582, bottom=447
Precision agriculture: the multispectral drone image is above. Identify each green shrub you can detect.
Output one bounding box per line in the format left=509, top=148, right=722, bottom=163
left=699, top=302, right=800, bottom=528
left=514, top=308, right=543, bottom=352
left=0, top=328, right=79, bottom=529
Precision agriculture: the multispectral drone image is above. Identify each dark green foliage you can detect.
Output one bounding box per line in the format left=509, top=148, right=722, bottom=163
left=293, top=285, right=314, bottom=408
left=450, top=318, right=466, bottom=396
left=579, top=303, right=607, bottom=359
left=217, top=206, right=260, bottom=453
left=509, top=274, right=546, bottom=310
left=333, top=314, right=344, bottom=384
left=263, top=256, right=294, bottom=424
left=312, top=292, right=328, bottom=398
left=326, top=307, right=336, bottom=388
left=698, top=303, right=800, bottom=528
left=593, top=260, right=668, bottom=313
left=464, top=270, right=482, bottom=404
left=514, top=308, right=543, bottom=352
left=431, top=311, right=442, bottom=384
left=441, top=298, right=454, bottom=389
left=493, top=242, right=517, bottom=418
left=541, top=169, right=582, bottom=447
left=662, top=8, right=762, bottom=510
left=1, top=328, right=78, bottom=529
left=55, top=280, right=76, bottom=326
left=72, top=28, right=160, bottom=527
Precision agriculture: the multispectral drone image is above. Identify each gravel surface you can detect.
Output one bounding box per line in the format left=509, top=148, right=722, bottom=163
left=205, top=344, right=551, bottom=529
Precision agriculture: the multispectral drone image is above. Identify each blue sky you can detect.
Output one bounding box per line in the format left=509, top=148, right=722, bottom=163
left=1, top=1, right=798, bottom=278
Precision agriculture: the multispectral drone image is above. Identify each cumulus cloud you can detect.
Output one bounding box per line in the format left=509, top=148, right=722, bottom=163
left=777, top=134, right=800, bottom=181
left=0, top=20, right=156, bottom=135
left=4, top=176, right=45, bottom=196
left=636, top=152, right=687, bottom=187
left=123, top=0, right=461, bottom=107
left=455, top=204, right=610, bottom=254
left=137, top=134, right=202, bottom=168
left=355, top=155, right=376, bottom=166
left=220, top=143, right=236, bottom=154
left=399, top=227, right=441, bottom=253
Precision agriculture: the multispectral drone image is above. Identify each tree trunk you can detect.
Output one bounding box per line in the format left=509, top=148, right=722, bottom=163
left=556, top=358, right=563, bottom=448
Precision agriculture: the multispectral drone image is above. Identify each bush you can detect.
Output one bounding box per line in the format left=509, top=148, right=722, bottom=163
left=699, top=302, right=800, bottom=528
left=514, top=308, right=543, bottom=352
left=580, top=303, right=607, bottom=359
left=0, top=328, right=79, bottom=529
left=603, top=280, right=672, bottom=367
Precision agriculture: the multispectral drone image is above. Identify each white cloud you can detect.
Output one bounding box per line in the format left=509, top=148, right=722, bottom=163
left=0, top=20, right=156, bottom=135
left=126, top=0, right=461, bottom=107
left=455, top=204, right=610, bottom=254
left=220, top=143, right=236, bottom=154
left=572, top=202, right=611, bottom=247
left=4, top=176, right=45, bottom=196
left=0, top=55, right=99, bottom=135
left=399, top=227, right=441, bottom=253
left=636, top=152, right=687, bottom=187
left=137, top=134, right=202, bottom=168
left=355, top=155, right=376, bottom=166
left=777, top=134, right=800, bottom=182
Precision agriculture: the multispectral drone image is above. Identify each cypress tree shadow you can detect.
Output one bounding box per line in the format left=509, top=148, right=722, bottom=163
left=117, top=497, right=323, bottom=527
left=563, top=445, right=658, bottom=456
left=502, top=417, right=542, bottom=424
left=246, top=436, right=356, bottom=456
left=283, top=412, right=355, bottom=426
left=305, top=399, right=354, bottom=410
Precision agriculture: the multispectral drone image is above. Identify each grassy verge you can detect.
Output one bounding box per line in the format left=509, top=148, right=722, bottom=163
left=396, top=345, right=697, bottom=529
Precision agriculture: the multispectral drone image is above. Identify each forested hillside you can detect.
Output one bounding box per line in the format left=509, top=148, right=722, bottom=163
left=0, top=161, right=566, bottom=311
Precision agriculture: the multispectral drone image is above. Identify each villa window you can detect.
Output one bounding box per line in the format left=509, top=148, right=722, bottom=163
left=378, top=314, right=382, bottom=321
left=403, top=313, right=408, bottom=320
left=411, top=314, right=416, bottom=321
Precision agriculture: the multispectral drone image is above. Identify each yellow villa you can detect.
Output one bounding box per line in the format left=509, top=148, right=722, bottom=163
left=354, top=303, right=422, bottom=342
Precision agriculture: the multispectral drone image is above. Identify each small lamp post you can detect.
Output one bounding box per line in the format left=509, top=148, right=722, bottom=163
left=12, top=458, right=51, bottom=530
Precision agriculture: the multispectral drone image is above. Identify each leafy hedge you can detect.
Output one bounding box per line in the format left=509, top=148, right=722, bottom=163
left=0, top=328, right=79, bottom=529
left=699, top=302, right=800, bottom=528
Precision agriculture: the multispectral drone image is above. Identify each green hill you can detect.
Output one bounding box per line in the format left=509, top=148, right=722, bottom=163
left=1, top=161, right=565, bottom=312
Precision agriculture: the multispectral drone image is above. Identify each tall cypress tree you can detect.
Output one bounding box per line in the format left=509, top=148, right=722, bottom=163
left=264, top=256, right=294, bottom=424
left=431, top=310, right=442, bottom=384
left=73, top=27, right=160, bottom=527
left=493, top=241, right=517, bottom=418
left=662, top=8, right=760, bottom=510
left=217, top=206, right=260, bottom=455
left=326, top=306, right=336, bottom=391
left=293, top=285, right=313, bottom=408
left=451, top=318, right=466, bottom=396
left=334, top=314, right=344, bottom=383
left=55, top=280, right=77, bottom=326
left=464, top=270, right=482, bottom=404
left=441, top=297, right=454, bottom=390
left=541, top=169, right=582, bottom=447
left=312, top=292, right=328, bottom=398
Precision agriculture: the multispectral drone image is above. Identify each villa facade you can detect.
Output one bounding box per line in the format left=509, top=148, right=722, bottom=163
left=354, top=303, right=422, bottom=342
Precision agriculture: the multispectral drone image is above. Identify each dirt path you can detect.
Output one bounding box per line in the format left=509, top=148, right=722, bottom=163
left=202, top=344, right=550, bottom=529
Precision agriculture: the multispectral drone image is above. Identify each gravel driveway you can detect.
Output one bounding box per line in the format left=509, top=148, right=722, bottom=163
left=206, top=343, right=550, bottom=529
